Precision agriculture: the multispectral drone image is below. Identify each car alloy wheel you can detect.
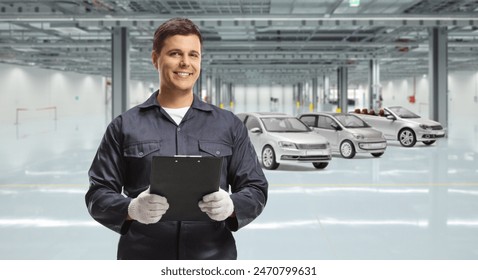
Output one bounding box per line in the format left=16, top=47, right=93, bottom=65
left=399, top=128, right=416, bottom=147
left=340, top=140, right=356, bottom=159
left=262, top=145, right=279, bottom=170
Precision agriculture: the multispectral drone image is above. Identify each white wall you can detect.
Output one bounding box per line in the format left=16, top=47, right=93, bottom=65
left=130, top=80, right=155, bottom=107
left=0, top=63, right=154, bottom=125
left=2, top=62, right=477, bottom=136
left=381, top=75, right=430, bottom=116
left=381, top=71, right=478, bottom=121
left=381, top=70, right=478, bottom=151
left=448, top=71, right=478, bottom=120
left=234, top=84, right=294, bottom=115
left=448, top=71, right=478, bottom=149
left=0, top=64, right=106, bottom=124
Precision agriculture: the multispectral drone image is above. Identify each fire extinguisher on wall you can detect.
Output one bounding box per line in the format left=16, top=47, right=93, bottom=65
left=408, top=76, right=416, bottom=104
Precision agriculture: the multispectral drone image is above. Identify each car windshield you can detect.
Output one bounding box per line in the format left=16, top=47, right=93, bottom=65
left=261, top=117, right=310, bottom=132
left=388, top=106, right=420, bottom=118
left=335, top=114, right=370, bottom=128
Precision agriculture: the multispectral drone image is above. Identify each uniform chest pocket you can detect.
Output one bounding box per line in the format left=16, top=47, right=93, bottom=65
left=199, top=141, right=232, bottom=157
left=124, top=141, right=161, bottom=158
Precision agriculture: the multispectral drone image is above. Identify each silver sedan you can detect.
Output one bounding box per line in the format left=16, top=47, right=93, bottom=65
left=352, top=106, right=446, bottom=147
left=236, top=112, right=332, bottom=170
left=298, top=112, right=387, bottom=159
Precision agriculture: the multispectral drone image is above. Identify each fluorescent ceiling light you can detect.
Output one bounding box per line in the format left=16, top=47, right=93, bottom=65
left=350, top=0, right=360, bottom=7
left=15, top=47, right=39, bottom=52
left=49, top=26, right=89, bottom=35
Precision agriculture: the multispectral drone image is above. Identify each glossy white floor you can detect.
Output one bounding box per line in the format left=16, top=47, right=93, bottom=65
left=0, top=112, right=477, bottom=260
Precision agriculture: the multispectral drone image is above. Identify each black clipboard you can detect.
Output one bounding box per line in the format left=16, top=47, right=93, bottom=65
left=150, top=156, right=222, bottom=221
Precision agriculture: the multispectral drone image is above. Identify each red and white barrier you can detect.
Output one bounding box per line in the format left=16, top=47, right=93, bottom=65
left=15, top=106, right=57, bottom=125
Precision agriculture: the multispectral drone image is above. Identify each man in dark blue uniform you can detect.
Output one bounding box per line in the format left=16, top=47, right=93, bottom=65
left=85, top=17, right=268, bottom=260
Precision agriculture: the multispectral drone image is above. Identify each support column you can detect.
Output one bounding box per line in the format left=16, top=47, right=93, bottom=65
left=337, top=67, right=348, bottom=113
left=193, top=70, right=202, bottom=98
left=428, top=27, right=448, bottom=129
left=221, top=82, right=229, bottom=109
left=111, top=27, right=130, bottom=119
left=312, top=77, right=318, bottom=112
left=323, top=75, right=330, bottom=104
left=215, top=76, right=222, bottom=108
left=297, top=82, right=303, bottom=114
left=228, top=83, right=234, bottom=111
left=369, top=59, right=380, bottom=109
left=205, top=74, right=212, bottom=103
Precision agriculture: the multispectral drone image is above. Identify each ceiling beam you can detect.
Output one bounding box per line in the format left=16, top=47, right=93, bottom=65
left=0, top=14, right=476, bottom=27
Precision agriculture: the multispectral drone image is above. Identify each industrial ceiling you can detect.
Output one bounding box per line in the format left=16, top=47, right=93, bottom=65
left=0, top=0, right=477, bottom=86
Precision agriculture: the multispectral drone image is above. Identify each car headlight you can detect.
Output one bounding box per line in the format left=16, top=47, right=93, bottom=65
left=353, top=134, right=364, bottom=140
left=278, top=141, right=298, bottom=149
left=419, top=124, right=431, bottom=130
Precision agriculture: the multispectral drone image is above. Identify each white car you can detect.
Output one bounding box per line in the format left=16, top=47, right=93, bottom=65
left=298, top=112, right=387, bottom=159
left=352, top=106, right=446, bottom=147
left=236, top=112, right=332, bottom=170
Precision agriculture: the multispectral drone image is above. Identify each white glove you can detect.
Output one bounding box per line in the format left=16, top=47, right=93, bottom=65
left=198, top=188, right=234, bottom=221
left=128, top=187, right=169, bottom=224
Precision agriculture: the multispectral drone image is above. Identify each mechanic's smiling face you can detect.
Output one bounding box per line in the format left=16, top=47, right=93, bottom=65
left=152, top=34, right=201, bottom=95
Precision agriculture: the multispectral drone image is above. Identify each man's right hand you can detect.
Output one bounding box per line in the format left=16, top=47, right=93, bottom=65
left=127, top=187, right=169, bottom=224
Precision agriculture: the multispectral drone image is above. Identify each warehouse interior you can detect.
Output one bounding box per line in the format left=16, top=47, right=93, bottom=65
left=0, top=0, right=477, bottom=259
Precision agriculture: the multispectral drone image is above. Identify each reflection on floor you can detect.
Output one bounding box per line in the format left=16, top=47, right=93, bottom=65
left=0, top=115, right=477, bottom=260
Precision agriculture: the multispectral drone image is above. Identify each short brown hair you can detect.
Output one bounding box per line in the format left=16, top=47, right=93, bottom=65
left=152, top=17, right=203, bottom=54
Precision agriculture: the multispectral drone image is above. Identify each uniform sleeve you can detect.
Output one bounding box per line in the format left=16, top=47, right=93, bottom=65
left=226, top=116, right=268, bottom=231
left=85, top=117, right=132, bottom=234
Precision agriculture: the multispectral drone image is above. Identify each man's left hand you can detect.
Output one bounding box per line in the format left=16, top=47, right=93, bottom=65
left=198, top=188, right=234, bottom=221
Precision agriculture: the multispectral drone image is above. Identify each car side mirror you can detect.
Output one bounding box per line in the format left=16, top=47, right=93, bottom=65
left=250, top=127, right=262, bottom=134
left=331, top=123, right=341, bottom=130
left=386, top=115, right=396, bottom=120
